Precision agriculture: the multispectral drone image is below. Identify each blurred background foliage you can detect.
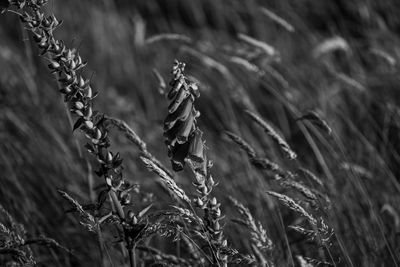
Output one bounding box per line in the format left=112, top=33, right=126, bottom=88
left=1, top=0, right=400, bottom=266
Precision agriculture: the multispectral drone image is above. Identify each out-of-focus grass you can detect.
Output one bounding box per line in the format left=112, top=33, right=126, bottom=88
left=1, top=0, right=400, bottom=266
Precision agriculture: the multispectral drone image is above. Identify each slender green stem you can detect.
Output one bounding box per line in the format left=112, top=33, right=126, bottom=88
left=129, top=246, right=136, bottom=267
left=109, top=190, right=125, bottom=219
left=96, top=223, right=106, bottom=267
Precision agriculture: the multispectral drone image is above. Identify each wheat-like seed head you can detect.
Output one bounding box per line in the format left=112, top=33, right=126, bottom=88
left=229, top=197, right=273, bottom=252
left=267, top=191, right=317, bottom=225
left=245, top=110, right=297, bottom=160
left=140, top=156, right=191, bottom=204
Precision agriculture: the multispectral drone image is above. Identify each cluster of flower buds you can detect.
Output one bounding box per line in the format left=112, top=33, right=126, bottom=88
left=13, top=0, right=128, bottom=187
left=123, top=210, right=147, bottom=248
left=206, top=196, right=226, bottom=245
left=191, top=161, right=228, bottom=264
left=10, top=0, right=136, bottom=237
left=163, top=60, right=204, bottom=171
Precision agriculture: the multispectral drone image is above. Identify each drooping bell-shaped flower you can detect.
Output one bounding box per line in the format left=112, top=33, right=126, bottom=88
left=188, top=129, right=204, bottom=163
left=164, top=97, right=193, bottom=131
left=170, top=142, right=190, bottom=171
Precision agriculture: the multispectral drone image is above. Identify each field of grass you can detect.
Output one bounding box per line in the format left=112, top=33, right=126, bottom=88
left=1, top=0, right=400, bottom=266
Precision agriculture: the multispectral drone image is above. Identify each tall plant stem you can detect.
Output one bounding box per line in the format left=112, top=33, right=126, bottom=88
left=129, top=246, right=137, bottom=267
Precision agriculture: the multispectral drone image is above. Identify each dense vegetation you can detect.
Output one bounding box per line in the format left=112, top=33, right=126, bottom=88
left=1, top=0, right=400, bottom=266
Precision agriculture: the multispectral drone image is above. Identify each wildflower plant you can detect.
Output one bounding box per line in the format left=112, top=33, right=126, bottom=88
left=163, top=60, right=229, bottom=266
left=5, top=1, right=154, bottom=266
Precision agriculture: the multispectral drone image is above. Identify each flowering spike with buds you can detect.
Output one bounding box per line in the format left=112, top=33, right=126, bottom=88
left=6, top=2, right=151, bottom=266
left=163, top=60, right=228, bottom=266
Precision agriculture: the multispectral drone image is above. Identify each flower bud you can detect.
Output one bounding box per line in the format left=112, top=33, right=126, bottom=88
left=75, top=101, right=84, bottom=110
left=84, top=120, right=94, bottom=129
left=210, top=197, right=217, bottom=206
left=77, top=55, right=82, bottom=66
left=215, top=208, right=221, bottom=217
left=94, top=128, right=102, bottom=140
left=106, top=151, right=113, bottom=163
left=106, top=176, right=112, bottom=186
left=78, top=76, right=85, bottom=87
left=196, top=197, right=204, bottom=207
left=49, top=60, right=60, bottom=70
left=70, top=59, right=77, bottom=70
left=63, top=86, right=72, bottom=93
left=201, top=185, right=208, bottom=195
left=74, top=110, right=83, bottom=117
left=86, top=86, right=93, bottom=98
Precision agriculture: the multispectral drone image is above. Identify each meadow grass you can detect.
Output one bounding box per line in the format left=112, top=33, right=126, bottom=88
left=1, top=0, right=400, bottom=266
